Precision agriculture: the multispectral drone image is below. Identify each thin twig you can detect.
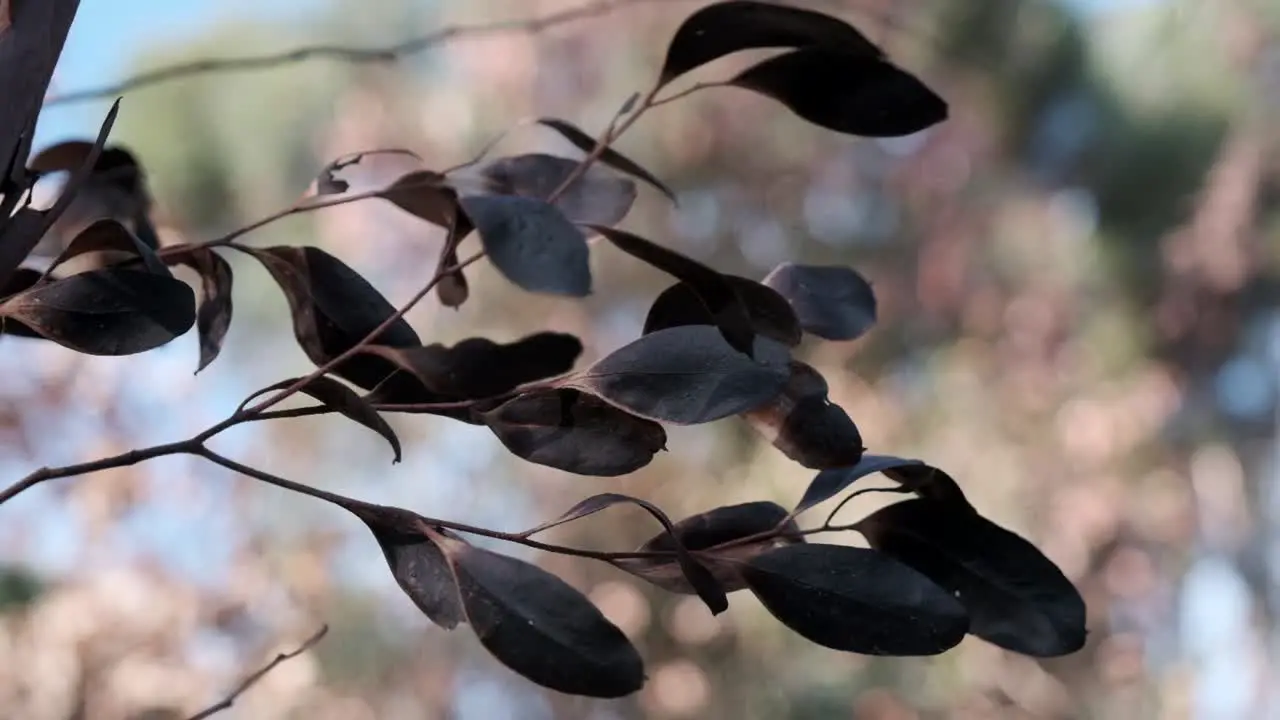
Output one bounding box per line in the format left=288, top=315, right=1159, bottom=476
left=186, top=625, right=330, bottom=720
left=44, top=0, right=690, bottom=107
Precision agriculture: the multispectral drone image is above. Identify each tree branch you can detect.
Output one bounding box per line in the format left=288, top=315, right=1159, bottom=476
left=43, top=0, right=689, bottom=107
left=186, top=625, right=329, bottom=720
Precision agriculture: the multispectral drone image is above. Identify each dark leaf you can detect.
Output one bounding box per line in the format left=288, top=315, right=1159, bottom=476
left=478, top=388, right=666, bottom=477
left=42, top=218, right=167, bottom=277
left=590, top=225, right=753, bottom=354
left=351, top=505, right=464, bottom=629
left=435, top=209, right=472, bottom=308
left=0, top=269, right=45, bottom=338
left=0, top=267, right=42, bottom=299
left=658, top=1, right=881, bottom=87
left=0, top=101, right=119, bottom=289
left=242, top=246, right=421, bottom=390
left=0, top=268, right=194, bottom=355
left=358, top=331, right=582, bottom=401
left=250, top=375, right=402, bottom=462
left=535, top=118, right=676, bottom=203
left=179, top=248, right=234, bottom=373
left=30, top=142, right=139, bottom=176
left=741, top=543, right=969, bottom=655
left=795, top=454, right=927, bottom=515
left=518, top=492, right=728, bottom=614
left=616, top=501, right=801, bottom=595
left=731, top=49, right=947, bottom=137
left=461, top=153, right=637, bottom=227
left=381, top=170, right=457, bottom=227
left=570, top=325, right=789, bottom=424
left=857, top=500, right=1087, bottom=657
left=644, top=275, right=801, bottom=347
left=743, top=361, right=863, bottom=469
left=881, top=462, right=971, bottom=507
left=458, top=195, right=591, bottom=297
left=446, top=540, right=645, bottom=697
left=763, top=262, right=877, bottom=341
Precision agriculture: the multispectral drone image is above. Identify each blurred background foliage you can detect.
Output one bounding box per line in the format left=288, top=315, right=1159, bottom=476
left=3, top=0, right=1280, bottom=718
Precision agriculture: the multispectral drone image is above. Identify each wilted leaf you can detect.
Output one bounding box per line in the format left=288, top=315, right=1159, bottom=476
left=0, top=268, right=195, bottom=355
left=795, top=454, right=927, bottom=515
left=570, top=325, right=789, bottom=425
left=459, top=195, right=591, bottom=297
left=658, top=0, right=881, bottom=87
left=445, top=540, right=645, bottom=697
left=763, top=262, right=877, bottom=341
left=360, top=332, right=582, bottom=401
left=741, top=543, right=969, bottom=655
left=44, top=218, right=167, bottom=276
left=743, top=361, right=863, bottom=469
left=616, top=501, right=800, bottom=595
left=519, top=492, right=728, bottom=614
left=242, top=246, right=421, bottom=390
left=458, top=154, right=637, bottom=228
left=644, top=275, right=801, bottom=348
left=178, top=248, right=234, bottom=373
left=315, top=148, right=422, bottom=195
left=380, top=170, right=456, bottom=227
left=731, top=49, right=947, bottom=137
left=435, top=209, right=472, bottom=308
left=351, top=505, right=464, bottom=629
left=857, top=500, right=1087, bottom=657
left=535, top=118, right=676, bottom=203
left=250, top=375, right=402, bottom=462
left=478, top=388, right=666, bottom=476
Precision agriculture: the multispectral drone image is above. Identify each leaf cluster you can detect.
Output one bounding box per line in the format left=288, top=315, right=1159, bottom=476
left=0, top=1, right=1086, bottom=700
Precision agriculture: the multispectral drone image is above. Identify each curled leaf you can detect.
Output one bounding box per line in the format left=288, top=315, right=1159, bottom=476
left=445, top=541, right=646, bottom=697
left=616, top=501, right=800, bottom=595
left=0, top=268, right=195, bottom=355
left=178, top=247, right=233, bottom=373
left=731, top=49, right=947, bottom=137
left=741, top=543, right=969, bottom=655
left=535, top=118, right=676, bottom=203
left=315, top=148, right=422, bottom=195
left=250, top=375, right=402, bottom=462
left=658, top=1, right=881, bottom=87
left=478, top=388, right=666, bottom=477
left=459, top=195, right=591, bottom=297
left=570, top=325, right=789, bottom=425
left=763, top=262, right=877, bottom=341
left=857, top=500, right=1087, bottom=657
left=743, top=360, right=863, bottom=469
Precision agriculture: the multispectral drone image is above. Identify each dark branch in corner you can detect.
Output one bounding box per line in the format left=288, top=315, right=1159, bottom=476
left=44, top=0, right=688, bottom=106
left=186, top=625, right=329, bottom=720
